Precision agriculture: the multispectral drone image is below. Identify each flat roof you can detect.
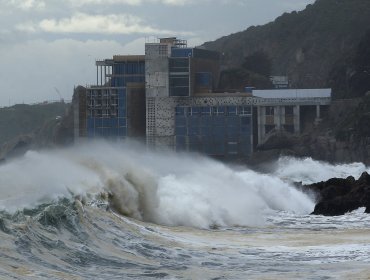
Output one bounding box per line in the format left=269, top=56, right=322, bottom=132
left=194, top=92, right=253, bottom=97
left=113, top=55, right=145, bottom=62
left=253, top=88, right=331, bottom=99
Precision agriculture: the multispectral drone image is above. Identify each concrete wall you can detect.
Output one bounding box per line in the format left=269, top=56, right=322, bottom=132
left=73, top=86, right=87, bottom=141
left=145, top=44, right=169, bottom=98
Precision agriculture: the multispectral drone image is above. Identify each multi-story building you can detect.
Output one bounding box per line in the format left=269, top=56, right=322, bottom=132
left=74, top=55, right=146, bottom=140
left=74, top=37, right=331, bottom=158
left=144, top=37, right=253, bottom=157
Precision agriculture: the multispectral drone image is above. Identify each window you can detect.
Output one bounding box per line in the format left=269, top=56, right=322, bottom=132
left=227, top=106, right=237, bottom=115
left=285, top=106, right=294, bottom=115
left=265, top=106, right=274, bottom=116
left=175, top=107, right=186, bottom=116
left=212, top=106, right=225, bottom=115
left=201, top=107, right=211, bottom=115
left=239, top=106, right=251, bottom=115
left=192, top=107, right=201, bottom=116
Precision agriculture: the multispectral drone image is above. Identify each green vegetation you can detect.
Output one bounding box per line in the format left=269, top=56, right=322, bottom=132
left=218, top=51, right=273, bottom=90
left=329, top=29, right=370, bottom=98
left=204, top=0, right=370, bottom=95
left=0, top=102, right=69, bottom=146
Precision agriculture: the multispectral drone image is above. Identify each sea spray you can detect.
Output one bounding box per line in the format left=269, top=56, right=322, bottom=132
left=272, top=156, right=370, bottom=185
left=2, top=141, right=366, bottom=228
left=1, top=142, right=370, bottom=280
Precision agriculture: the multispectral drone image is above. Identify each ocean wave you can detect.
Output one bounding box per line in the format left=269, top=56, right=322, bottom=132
left=0, top=141, right=319, bottom=229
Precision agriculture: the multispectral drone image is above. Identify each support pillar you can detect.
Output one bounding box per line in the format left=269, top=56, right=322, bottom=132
left=316, top=105, right=321, bottom=118
left=275, top=106, right=282, bottom=131
left=96, top=65, right=99, bottom=85
left=315, top=104, right=322, bottom=125
left=257, top=106, right=262, bottom=145
left=294, top=105, right=300, bottom=134
left=100, top=65, right=103, bottom=86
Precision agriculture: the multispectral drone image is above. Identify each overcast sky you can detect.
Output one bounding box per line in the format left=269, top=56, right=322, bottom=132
left=0, top=0, right=315, bottom=106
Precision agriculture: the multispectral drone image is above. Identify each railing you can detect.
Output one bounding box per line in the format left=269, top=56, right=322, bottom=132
left=253, top=97, right=331, bottom=106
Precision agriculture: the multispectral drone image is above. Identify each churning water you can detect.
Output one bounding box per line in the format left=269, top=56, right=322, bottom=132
left=0, top=141, right=369, bottom=279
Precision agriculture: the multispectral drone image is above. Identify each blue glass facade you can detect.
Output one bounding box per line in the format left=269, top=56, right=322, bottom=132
left=86, top=59, right=145, bottom=139
left=111, top=61, right=145, bottom=87
left=169, top=58, right=190, bottom=97
left=175, top=105, right=252, bottom=157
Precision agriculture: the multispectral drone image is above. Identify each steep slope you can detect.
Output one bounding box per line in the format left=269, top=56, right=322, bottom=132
left=0, top=102, right=69, bottom=147
left=203, top=0, right=370, bottom=92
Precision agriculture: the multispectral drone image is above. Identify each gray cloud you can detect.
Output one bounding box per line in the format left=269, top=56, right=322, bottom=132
left=17, top=13, right=190, bottom=35
left=0, top=0, right=315, bottom=106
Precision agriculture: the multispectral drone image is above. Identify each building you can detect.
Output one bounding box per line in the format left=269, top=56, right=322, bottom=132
left=145, top=37, right=253, bottom=157
left=74, top=55, right=146, bottom=141
left=74, top=37, right=331, bottom=158
left=253, top=89, right=331, bottom=145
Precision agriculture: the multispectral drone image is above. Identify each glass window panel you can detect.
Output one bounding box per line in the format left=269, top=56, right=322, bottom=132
left=228, top=106, right=237, bottom=115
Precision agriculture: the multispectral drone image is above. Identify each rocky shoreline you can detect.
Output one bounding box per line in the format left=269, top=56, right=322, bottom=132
left=303, top=172, right=370, bottom=216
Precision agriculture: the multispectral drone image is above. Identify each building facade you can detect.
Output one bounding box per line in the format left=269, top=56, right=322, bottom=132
left=76, top=55, right=146, bottom=140
left=74, top=37, right=331, bottom=158
left=253, top=89, right=331, bottom=145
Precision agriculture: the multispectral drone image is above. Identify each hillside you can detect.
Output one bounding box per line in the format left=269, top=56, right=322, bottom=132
left=203, top=0, right=370, bottom=97
left=0, top=102, right=69, bottom=147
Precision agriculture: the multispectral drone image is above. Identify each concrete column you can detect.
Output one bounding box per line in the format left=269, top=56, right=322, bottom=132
left=316, top=105, right=321, bottom=118
left=96, top=65, right=99, bottom=85
left=275, top=106, right=281, bottom=131
left=104, top=66, right=107, bottom=85
left=100, top=66, right=103, bottom=86
left=257, top=106, right=262, bottom=145
left=294, top=105, right=300, bottom=134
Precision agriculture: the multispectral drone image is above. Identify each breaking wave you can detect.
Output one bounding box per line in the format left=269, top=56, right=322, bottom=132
left=1, top=141, right=370, bottom=279
left=0, top=141, right=367, bottom=229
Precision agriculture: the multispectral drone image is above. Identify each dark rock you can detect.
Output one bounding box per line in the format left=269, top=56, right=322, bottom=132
left=313, top=198, right=361, bottom=216
left=358, top=172, right=370, bottom=184
left=306, top=172, right=370, bottom=216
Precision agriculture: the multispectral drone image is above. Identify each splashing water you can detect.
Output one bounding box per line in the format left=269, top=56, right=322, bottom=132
left=273, top=156, right=370, bottom=185
left=0, top=141, right=367, bottom=229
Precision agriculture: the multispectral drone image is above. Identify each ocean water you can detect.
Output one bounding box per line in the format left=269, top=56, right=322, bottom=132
left=1, top=141, right=369, bottom=280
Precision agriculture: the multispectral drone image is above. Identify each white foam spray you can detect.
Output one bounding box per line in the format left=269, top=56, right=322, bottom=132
left=273, top=157, right=370, bottom=185
left=0, top=141, right=367, bottom=228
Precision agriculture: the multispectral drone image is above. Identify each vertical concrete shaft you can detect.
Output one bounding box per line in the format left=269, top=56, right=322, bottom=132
left=104, top=66, right=107, bottom=85
left=100, top=66, right=103, bottom=86
left=316, top=105, right=321, bottom=118
left=294, top=105, right=300, bottom=134
left=257, top=106, right=266, bottom=145
left=275, top=106, right=281, bottom=130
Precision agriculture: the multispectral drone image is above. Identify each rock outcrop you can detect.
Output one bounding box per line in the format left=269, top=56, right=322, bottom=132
left=304, top=172, right=370, bottom=216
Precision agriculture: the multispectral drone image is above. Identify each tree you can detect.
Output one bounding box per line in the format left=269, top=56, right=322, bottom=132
left=350, top=29, right=370, bottom=95
left=242, top=51, right=272, bottom=77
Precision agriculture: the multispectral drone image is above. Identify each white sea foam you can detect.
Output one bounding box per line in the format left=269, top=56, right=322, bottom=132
left=273, top=156, right=369, bottom=185
left=0, top=141, right=367, bottom=228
